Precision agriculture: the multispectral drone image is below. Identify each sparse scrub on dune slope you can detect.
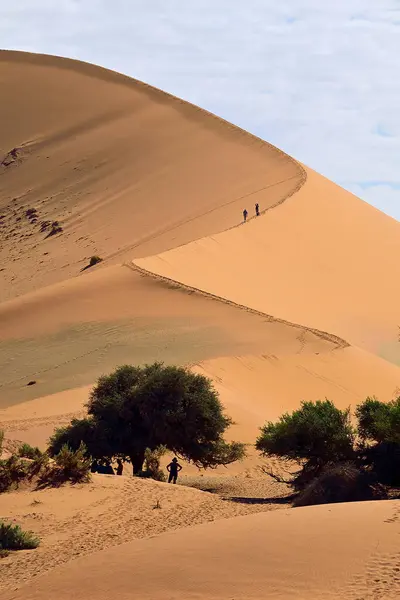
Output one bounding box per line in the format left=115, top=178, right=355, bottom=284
left=18, top=443, right=42, bottom=460
left=0, top=522, right=39, bottom=551
left=0, top=432, right=90, bottom=491
left=38, top=443, right=91, bottom=487
left=49, top=363, right=246, bottom=477
left=256, top=396, right=400, bottom=506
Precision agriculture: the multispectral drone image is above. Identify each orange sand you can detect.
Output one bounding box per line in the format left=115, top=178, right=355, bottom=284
left=1, top=50, right=400, bottom=598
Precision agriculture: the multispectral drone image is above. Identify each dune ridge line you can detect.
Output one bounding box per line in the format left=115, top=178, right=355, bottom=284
left=126, top=262, right=349, bottom=349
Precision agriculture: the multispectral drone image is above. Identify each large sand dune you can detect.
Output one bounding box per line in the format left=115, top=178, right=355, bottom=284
left=0, top=50, right=303, bottom=302
left=1, top=49, right=400, bottom=596
left=136, top=166, right=400, bottom=361
left=5, top=500, right=400, bottom=600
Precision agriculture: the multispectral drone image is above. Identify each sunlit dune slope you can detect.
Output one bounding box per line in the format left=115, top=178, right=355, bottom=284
left=0, top=50, right=302, bottom=302
left=136, top=167, right=400, bottom=360
left=6, top=500, right=400, bottom=600
left=196, top=347, right=400, bottom=442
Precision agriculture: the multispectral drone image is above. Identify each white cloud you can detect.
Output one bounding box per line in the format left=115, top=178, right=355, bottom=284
left=1, top=1, right=400, bottom=219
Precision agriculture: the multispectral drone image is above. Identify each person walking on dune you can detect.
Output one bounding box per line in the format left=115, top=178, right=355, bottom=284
left=167, top=457, right=182, bottom=484
left=243, top=209, right=248, bottom=222
left=255, top=203, right=260, bottom=217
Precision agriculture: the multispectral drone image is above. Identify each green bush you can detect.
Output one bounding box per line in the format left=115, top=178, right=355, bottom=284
left=294, top=462, right=387, bottom=507
left=138, top=446, right=167, bottom=482
left=256, top=400, right=355, bottom=488
left=0, top=456, right=28, bottom=493
left=89, top=255, right=102, bottom=267
left=48, top=363, right=245, bottom=473
left=39, top=443, right=91, bottom=487
left=0, top=522, right=39, bottom=550
left=356, top=397, right=400, bottom=486
left=18, top=443, right=42, bottom=460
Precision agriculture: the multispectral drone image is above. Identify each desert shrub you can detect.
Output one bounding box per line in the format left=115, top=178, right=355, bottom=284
left=45, top=223, right=63, bottom=238
left=18, top=443, right=42, bottom=460
left=0, top=522, right=39, bottom=550
left=89, top=255, right=102, bottom=267
left=0, top=456, right=28, bottom=493
left=138, top=446, right=167, bottom=482
left=256, top=400, right=355, bottom=488
left=294, top=462, right=387, bottom=507
left=29, top=452, right=50, bottom=480
left=39, top=443, right=91, bottom=487
left=356, top=397, right=400, bottom=486
left=49, top=363, right=245, bottom=474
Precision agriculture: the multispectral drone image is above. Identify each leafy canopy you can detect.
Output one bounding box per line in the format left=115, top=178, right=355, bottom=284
left=256, top=400, right=355, bottom=466
left=356, top=396, right=400, bottom=444
left=49, top=363, right=245, bottom=472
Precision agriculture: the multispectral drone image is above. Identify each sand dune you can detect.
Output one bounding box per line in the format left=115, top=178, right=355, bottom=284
left=136, top=166, right=400, bottom=361
left=0, top=473, right=291, bottom=593
left=0, top=50, right=302, bottom=302
left=4, top=499, right=400, bottom=600
left=1, top=49, right=400, bottom=597
left=0, top=264, right=334, bottom=408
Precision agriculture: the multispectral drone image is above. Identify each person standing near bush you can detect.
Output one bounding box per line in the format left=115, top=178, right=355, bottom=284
left=166, top=457, right=182, bottom=484
left=116, top=459, right=123, bottom=476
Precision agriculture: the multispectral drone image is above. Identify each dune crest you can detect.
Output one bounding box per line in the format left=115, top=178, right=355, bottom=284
left=1, top=51, right=400, bottom=598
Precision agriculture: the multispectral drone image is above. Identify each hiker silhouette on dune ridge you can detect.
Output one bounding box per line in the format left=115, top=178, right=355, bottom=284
left=255, top=203, right=260, bottom=216
left=243, top=209, right=248, bottom=222
left=166, top=457, right=182, bottom=484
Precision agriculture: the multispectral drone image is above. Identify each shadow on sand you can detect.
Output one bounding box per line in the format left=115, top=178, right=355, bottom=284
left=223, top=494, right=296, bottom=506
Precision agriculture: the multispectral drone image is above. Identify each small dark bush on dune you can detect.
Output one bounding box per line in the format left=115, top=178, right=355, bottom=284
left=81, top=255, right=103, bottom=271
left=89, top=255, right=102, bottom=267
left=293, top=462, right=388, bottom=507
left=38, top=443, right=91, bottom=487
left=0, top=522, right=39, bottom=550
left=18, top=443, right=42, bottom=460
left=45, top=222, right=63, bottom=238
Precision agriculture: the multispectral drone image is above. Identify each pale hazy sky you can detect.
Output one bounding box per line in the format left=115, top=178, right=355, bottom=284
left=2, top=1, right=400, bottom=220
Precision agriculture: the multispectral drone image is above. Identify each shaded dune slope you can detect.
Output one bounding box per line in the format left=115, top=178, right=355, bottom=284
left=0, top=265, right=334, bottom=408
left=0, top=50, right=303, bottom=302
left=5, top=500, right=400, bottom=600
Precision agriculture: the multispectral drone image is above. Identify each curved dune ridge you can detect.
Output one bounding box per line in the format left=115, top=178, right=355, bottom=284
left=1, top=50, right=400, bottom=597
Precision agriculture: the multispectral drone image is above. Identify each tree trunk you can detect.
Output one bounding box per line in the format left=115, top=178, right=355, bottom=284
left=130, top=449, right=145, bottom=475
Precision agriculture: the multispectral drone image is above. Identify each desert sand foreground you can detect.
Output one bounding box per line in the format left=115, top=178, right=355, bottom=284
left=4, top=500, right=400, bottom=600
left=1, top=49, right=400, bottom=598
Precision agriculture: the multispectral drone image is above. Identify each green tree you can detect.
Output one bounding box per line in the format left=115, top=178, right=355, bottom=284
left=256, top=400, right=355, bottom=487
left=356, top=396, right=400, bottom=485
left=49, top=363, right=245, bottom=473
